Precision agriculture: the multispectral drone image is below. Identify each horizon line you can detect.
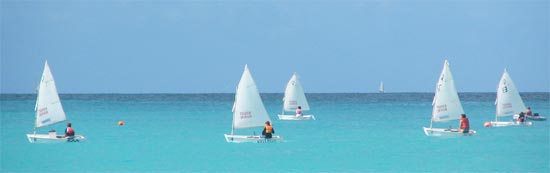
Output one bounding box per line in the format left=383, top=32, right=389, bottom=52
left=1, top=91, right=549, bottom=95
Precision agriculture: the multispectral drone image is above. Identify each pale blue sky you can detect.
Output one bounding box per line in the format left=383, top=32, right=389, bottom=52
left=1, top=0, right=548, bottom=93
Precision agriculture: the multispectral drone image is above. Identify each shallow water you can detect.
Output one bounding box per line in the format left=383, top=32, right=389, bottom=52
left=1, top=93, right=549, bottom=172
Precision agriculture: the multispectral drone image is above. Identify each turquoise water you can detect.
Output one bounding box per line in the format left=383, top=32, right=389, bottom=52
left=1, top=93, right=549, bottom=172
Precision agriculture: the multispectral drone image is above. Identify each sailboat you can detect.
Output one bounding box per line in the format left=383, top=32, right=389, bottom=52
left=490, top=69, right=533, bottom=127
left=423, top=60, right=476, bottom=136
left=224, top=65, right=282, bottom=143
left=278, top=73, right=315, bottom=120
left=379, top=81, right=384, bottom=93
left=27, top=61, right=86, bottom=143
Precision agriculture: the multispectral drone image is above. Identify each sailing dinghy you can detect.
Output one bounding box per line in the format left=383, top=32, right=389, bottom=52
left=423, top=60, right=476, bottom=136
left=27, top=61, right=86, bottom=143
left=278, top=73, right=315, bottom=120
left=490, top=69, right=533, bottom=127
left=224, top=65, right=283, bottom=143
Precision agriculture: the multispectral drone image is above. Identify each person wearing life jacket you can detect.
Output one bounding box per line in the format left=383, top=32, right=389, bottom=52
left=296, top=106, right=303, bottom=117
left=458, top=114, right=470, bottom=133
left=525, top=107, right=533, bottom=116
left=63, top=122, right=75, bottom=138
left=262, top=121, right=275, bottom=139
left=517, top=112, right=525, bottom=122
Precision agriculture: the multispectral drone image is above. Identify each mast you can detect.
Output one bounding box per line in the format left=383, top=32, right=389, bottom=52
left=430, top=117, right=433, bottom=129
left=34, top=82, right=39, bottom=134
left=495, top=97, right=499, bottom=122
left=430, top=93, right=436, bottom=129
left=231, top=118, right=234, bottom=135
left=430, top=94, right=435, bottom=128
left=282, top=79, right=286, bottom=115
left=281, top=93, right=285, bottom=115
left=231, top=86, right=237, bottom=135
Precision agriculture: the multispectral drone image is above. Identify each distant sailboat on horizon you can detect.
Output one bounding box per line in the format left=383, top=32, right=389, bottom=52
left=379, top=81, right=384, bottom=93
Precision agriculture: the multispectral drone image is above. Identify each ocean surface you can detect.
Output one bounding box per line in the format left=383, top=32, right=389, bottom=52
left=1, top=93, right=549, bottom=172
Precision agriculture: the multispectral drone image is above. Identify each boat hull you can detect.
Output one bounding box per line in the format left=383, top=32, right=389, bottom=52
left=423, top=127, right=476, bottom=137
left=526, top=115, right=546, bottom=121
left=224, top=134, right=282, bottom=143
left=278, top=114, right=315, bottom=120
left=490, top=121, right=533, bottom=127
left=27, top=134, right=86, bottom=143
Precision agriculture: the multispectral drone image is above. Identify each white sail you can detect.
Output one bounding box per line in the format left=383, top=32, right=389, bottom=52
left=232, top=65, right=271, bottom=129
left=379, top=81, right=384, bottom=93
left=431, top=60, right=464, bottom=122
left=495, top=69, right=526, bottom=117
left=35, top=61, right=67, bottom=128
left=283, top=73, right=310, bottom=111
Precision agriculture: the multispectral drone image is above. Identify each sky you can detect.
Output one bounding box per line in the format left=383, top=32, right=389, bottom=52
left=1, top=0, right=548, bottom=93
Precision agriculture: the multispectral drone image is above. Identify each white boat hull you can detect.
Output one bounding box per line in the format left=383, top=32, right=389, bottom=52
left=526, top=115, right=546, bottom=121
left=27, top=134, right=86, bottom=143
left=490, top=121, right=533, bottom=127
left=423, top=127, right=476, bottom=137
left=278, top=114, right=315, bottom=120
left=224, top=134, right=282, bottom=143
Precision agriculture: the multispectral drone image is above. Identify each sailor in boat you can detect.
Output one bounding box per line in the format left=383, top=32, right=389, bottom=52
left=517, top=112, right=525, bottom=122
left=525, top=107, right=532, bottom=116
left=523, top=107, right=545, bottom=120
left=296, top=106, right=303, bottom=117
left=60, top=122, right=75, bottom=138
left=262, top=121, right=275, bottom=139
left=458, top=114, right=470, bottom=133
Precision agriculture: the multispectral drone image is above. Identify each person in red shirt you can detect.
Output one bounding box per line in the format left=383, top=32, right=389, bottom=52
left=459, top=114, right=470, bottom=133
left=62, top=123, right=75, bottom=138
left=525, top=107, right=533, bottom=116
left=517, top=112, right=525, bottom=122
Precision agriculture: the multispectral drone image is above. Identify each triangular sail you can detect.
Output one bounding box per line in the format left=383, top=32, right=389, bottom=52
left=379, top=81, right=384, bottom=93
left=283, top=73, right=310, bottom=111
left=495, top=69, right=526, bottom=117
left=232, top=65, right=271, bottom=129
left=35, top=61, right=67, bottom=128
left=431, top=60, right=464, bottom=122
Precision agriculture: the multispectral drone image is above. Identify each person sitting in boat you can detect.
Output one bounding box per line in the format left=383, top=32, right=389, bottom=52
left=517, top=112, right=525, bottom=122
left=62, top=122, right=75, bottom=138
left=458, top=114, right=470, bottom=133
left=262, top=121, right=275, bottom=139
left=296, top=106, right=303, bottom=117
left=525, top=107, right=533, bottom=116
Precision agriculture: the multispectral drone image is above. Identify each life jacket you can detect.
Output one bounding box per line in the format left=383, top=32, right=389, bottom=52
left=265, top=125, right=273, bottom=134
left=66, top=127, right=75, bottom=136
left=460, top=118, right=470, bottom=129
left=296, top=109, right=302, bottom=115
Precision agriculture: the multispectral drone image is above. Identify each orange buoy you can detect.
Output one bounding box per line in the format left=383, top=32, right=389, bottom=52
left=118, top=121, right=124, bottom=126
left=484, top=122, right=492, bottom=127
